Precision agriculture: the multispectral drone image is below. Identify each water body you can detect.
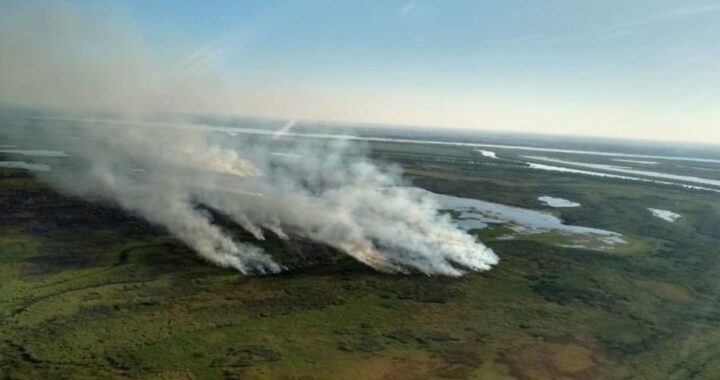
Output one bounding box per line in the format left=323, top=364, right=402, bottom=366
left=538, top=196, right=580, bottom=208
left=524, top=156, right=720, bottom=188
left=0, top=161, right=51, bottom=172
left=0, top=149, right=68, bottom=157
left=270, top=152, right=303, bottom=158
left=527, top=162, right=720, bottom=193
left=424, top=189, right=623, bottom=241
left=477, top=150, right=497, bottom=159
left=648, top=208, right=681, bottom=223
left=692, top=167, right=720, bottom=173
left=613, top=159, right=659, bottom=165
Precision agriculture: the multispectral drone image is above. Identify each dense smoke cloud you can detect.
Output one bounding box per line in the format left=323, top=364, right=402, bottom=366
left=0, top=3, right=498, bottom=276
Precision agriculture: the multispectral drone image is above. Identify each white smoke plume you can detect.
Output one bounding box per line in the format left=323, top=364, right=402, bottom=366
left=0, top=2, right=498, bottom=276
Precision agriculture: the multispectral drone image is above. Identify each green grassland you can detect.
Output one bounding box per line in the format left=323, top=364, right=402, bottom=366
left=2, top=141, right=720, bottom=379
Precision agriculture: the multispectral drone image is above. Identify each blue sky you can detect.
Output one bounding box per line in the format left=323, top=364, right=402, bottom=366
left=8, top=1, right=720, bottom=142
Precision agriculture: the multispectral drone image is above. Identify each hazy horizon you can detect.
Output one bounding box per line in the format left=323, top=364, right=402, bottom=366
left=4, top=106, right=720, bottom=150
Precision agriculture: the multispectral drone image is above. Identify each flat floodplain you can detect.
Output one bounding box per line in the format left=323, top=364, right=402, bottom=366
left=2, top=136, right=720, bottom=379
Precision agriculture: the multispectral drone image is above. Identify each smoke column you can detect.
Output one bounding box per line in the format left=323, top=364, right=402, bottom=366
left=0, top=2, right=498, bottom=276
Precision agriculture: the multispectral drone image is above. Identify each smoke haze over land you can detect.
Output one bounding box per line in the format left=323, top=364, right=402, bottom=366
left=0, top=3, right=498, bottom=276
